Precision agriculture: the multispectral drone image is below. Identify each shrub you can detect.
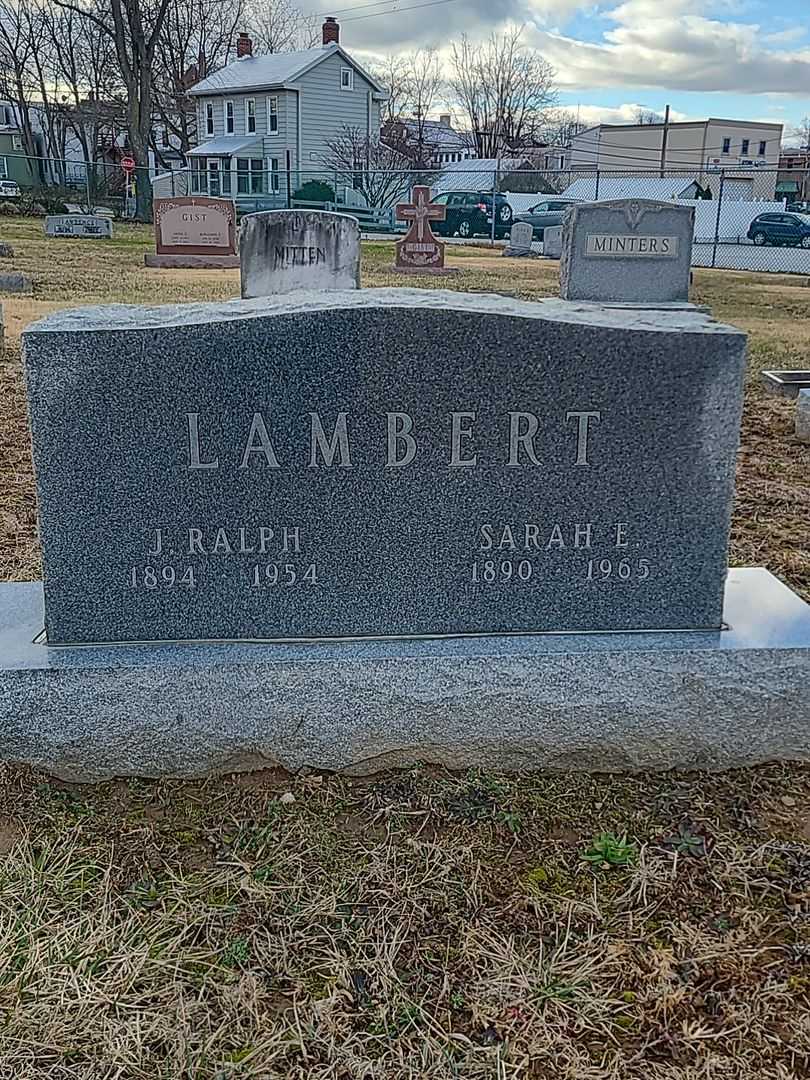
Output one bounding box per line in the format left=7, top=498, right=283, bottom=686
left=293, top=180, right=335, bottom=204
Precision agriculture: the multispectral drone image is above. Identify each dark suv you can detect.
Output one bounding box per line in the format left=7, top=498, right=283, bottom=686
left=747, top=212, right=810, bottom=247
left=430, top=191, right=513, bottom=238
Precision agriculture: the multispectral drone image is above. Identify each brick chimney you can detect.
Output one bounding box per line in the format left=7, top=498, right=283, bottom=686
left=322, top=16, right=339, bottom=46
left=236, top=32, right=253, bottom=59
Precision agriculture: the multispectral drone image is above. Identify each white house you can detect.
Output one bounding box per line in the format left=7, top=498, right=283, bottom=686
left=187, top=17, right=387, bottom=203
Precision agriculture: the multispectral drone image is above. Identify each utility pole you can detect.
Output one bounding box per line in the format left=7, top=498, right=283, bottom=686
left=659, top=104, right=671, bottom=178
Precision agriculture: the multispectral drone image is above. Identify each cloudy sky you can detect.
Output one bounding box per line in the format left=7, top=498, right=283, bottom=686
left=314, top=0, right=810, bottom=135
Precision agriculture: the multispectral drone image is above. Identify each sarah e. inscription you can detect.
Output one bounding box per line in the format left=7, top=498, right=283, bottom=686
left=22, top=290, right=746, bottom=643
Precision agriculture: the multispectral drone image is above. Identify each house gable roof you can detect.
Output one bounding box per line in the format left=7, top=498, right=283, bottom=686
left=189, top=43, right=386, bottom=97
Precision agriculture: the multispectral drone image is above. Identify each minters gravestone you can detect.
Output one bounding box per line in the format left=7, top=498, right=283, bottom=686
left=24, top=289, right=746, bottom=645
left=240, top=210, right=360, bottom=297
left=560, top=199, right=694, bottom=303
left=45, top=215, right=113, bottom=239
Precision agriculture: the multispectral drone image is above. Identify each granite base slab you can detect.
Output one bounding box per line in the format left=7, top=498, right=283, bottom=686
left=1, top=568, right=809, bottom=782
left=144, top=254, right=239, bottom=269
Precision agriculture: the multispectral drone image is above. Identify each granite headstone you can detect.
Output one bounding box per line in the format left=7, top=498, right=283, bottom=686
left=394, top=186, right=451, bottom=273
left=146, top=196, right=238, bottom=269
left=45, top=215, right=113, bottom=239
left=240, top=210, right=360, bottom=297
left=560, top=199, right=694, bottom=303
left=0, top=271, right=32, bottom=293
left=543, top=225, right=562, bottom=259
left=796, top=389, right=810, bottom=445
left=23, top=289, right=745, bottom=646
left=503, top=221, right=535, bottom=258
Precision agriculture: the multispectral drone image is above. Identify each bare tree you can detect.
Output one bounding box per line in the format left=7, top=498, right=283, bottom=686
left=373, top=52, right=410, bottom=125
left=449, top=26, right=556, bottom=158
left=633, top=107, right=660, bottom=125
left=322, top=124, right=432, bottom=208
left=405, top=48, right=440, bottom=165
left=152, top=0, right=242, bottom=163
left=245, top=0, right=317, bottom=53
left=39, top=4, right=122, bottom=191
left=52, top=0, right=174, bottom=220
left=0, top=0, right=44, bottom=173
left=791, top=116, right=810, bottom=151
left=541, top=108, right=585, bottom=147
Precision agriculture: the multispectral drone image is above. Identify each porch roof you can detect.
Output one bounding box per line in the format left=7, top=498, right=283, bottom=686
left=188, top=136, right=260, bottom=158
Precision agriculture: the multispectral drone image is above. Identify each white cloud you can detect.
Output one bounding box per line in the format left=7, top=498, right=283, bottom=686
left=571, top=102, right=691, bottom=125
left=527, top=2, right=810, bottom=96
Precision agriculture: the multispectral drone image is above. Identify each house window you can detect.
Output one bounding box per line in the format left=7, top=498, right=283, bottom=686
left=237, top=157, right=264, bottom=194
left=205, top=102, right=214, bottom=136
left=759, top=140, right=767, bottom=156
left=246, top=98, right=256, bottom=134
left=11, top=135, right=22, bottom=151
left=269, top=157, right=280, bottom=192
left=0, top=158, right=7, bottom=179
left=267, top=96, right=278, bottom=135
left=721, top=137, right=731, bottom=154
left=741, top=138, right=749, bottom=156
left=340, top=67, right=353, bottom=91
left=225, top=101, right=234, bottom=134
left=190, top=158, right=204, bottom=193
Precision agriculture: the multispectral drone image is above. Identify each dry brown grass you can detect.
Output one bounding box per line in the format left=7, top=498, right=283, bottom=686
left=0, top=219, right=809, bottom=1077
left=0, top=763, right=808, bottom=1079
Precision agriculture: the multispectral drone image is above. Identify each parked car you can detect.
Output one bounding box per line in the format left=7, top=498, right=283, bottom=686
left=747, top=212, right=810, bottom=247
left=514, top=197, right=580, bottom=239
left=0, top=179, right=20, bottom=198
left=430, top=191, right=513, bottom=239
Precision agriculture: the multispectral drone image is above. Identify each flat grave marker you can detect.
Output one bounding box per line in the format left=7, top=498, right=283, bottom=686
left=45, top=214, right=112, bottom=239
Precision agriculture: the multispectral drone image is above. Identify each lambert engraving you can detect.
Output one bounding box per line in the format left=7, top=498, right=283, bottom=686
left=185, top=410, right=603, bottom=471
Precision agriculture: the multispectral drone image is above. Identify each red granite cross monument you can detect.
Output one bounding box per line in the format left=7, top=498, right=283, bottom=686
left=395, top=185, right=446, bottom=270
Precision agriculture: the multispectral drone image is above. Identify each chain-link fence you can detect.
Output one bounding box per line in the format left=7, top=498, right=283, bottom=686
left=3, top=152, right=810, bottom=275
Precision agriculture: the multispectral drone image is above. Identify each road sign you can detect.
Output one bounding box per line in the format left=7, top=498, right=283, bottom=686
left=121, top=156, right=135, bottom=174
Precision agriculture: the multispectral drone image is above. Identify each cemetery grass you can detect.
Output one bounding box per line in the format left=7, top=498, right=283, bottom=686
left=0, top=219, right=809, bottom=1077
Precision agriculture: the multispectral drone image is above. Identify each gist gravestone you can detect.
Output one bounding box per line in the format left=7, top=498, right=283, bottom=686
left=146, top=197, right=238, bottom=269
left=240, top=210, right=360, bottom=297
left=45, top=214, right=113, bottom=239
left=560, top=199, right=694, bottom=303
left=23, top=289, right=746, bottom=644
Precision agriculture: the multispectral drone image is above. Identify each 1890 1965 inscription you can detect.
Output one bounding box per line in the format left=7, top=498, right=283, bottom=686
left=22, top=290, right=746, bottom=644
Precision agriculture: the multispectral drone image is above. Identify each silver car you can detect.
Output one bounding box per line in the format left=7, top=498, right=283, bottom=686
left=515, top=197, right=580, bottom=239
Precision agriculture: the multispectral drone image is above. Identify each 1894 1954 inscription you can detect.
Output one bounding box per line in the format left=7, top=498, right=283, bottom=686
left=22, top=290, right=746, bottom=643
